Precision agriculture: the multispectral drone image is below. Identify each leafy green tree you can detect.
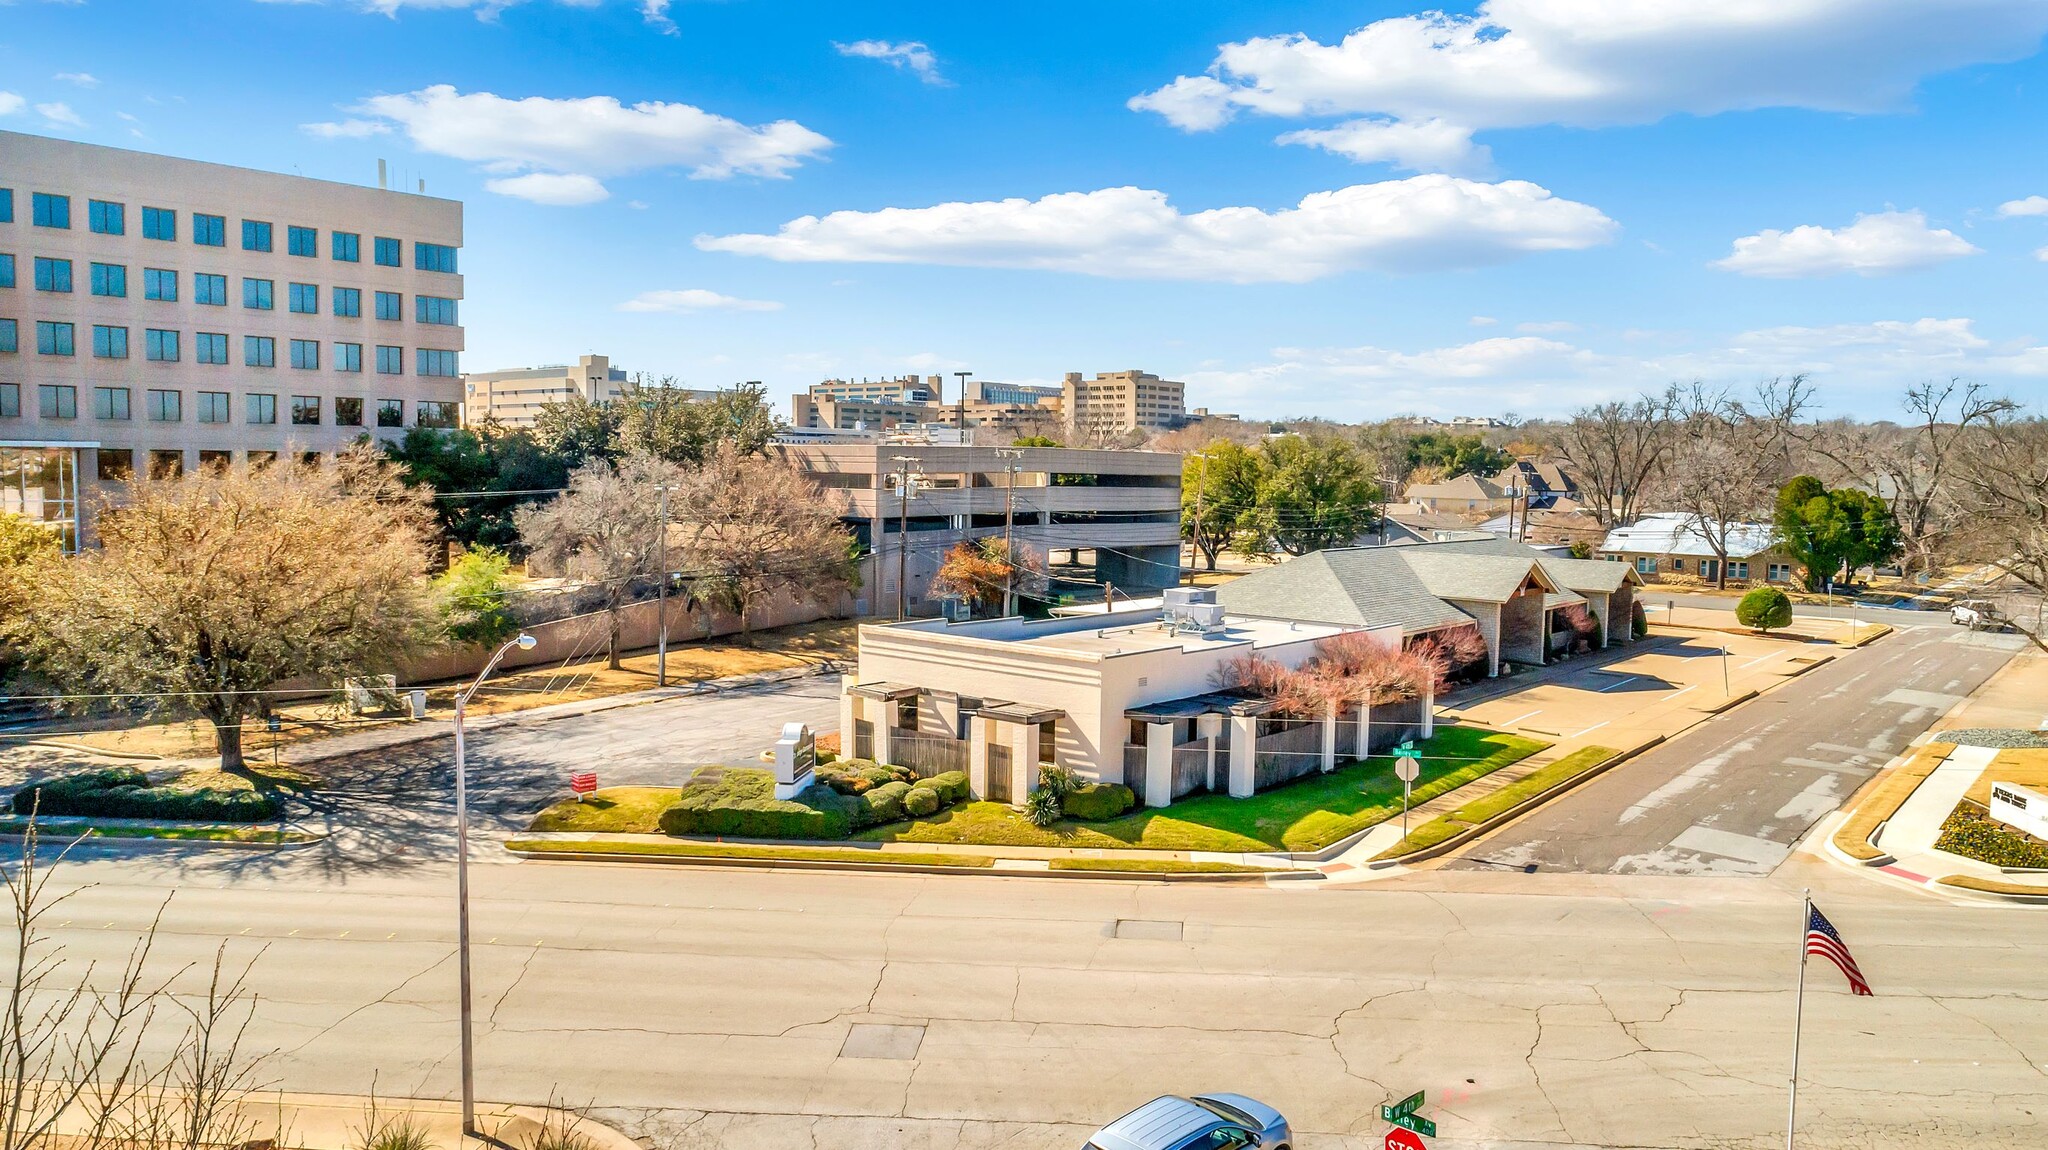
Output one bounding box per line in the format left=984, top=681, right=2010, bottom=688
left=1736, top=586, right=1793, bottom=633
left=617, top=380, right=782, bottom=465
left=1403, top=432, right=1511, bottom=480
left=1181, top=440, right=1266, bottom=570
left=1012, top=435, right=1060, bottom=447
left=1257, top=434, right=1382, bottom=555
left=382, top=422, right=571, bottom=554
left=530, top=393, right=624, bottom=469
left=436, top=547, right=520, bottom=647
left=1773, top=475, right=1902, bottom=591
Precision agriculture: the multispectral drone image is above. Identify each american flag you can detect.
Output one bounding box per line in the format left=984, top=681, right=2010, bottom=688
left=1805, top=903, right=1872, bottom=996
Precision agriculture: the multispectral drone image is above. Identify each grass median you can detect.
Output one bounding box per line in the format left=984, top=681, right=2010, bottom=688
left=0, top=818, right=314, bottom=845
left=529, top=787, right=682, bottom=834
left=1046, top=858, right=1284, bottom=875
left=1374, top=744, right=1622, bottom=860
left=506, top=838, right=997, bottom=868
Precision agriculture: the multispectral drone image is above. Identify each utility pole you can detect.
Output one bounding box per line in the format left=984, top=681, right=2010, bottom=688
left=889, top=455, right=922, bottom=620
left=996, top=447, right=1024, bottom=616
left=1190, top=451, right=1206, bottom=571
left=655, top=485, right=669, bottom=687
left=954, top=370, right=971, bottom=430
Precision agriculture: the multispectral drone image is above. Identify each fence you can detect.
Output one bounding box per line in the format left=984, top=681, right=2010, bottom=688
left=852, top=719, right=874, bottom=762
left=1123, top=744, right=1148, bottom=807
left=1172, top=742, right=1213, bottom=799
left=1252, top=719, right=1326, bottom=791
left=986, top=743, right=1013, bottom=801
left=887, top=727, right=969, bottom=779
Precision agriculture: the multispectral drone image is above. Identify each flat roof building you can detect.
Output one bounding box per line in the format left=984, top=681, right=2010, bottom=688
left=464, top=354, right=630, bottom=427
left=0, top=130, right=464, bottom=548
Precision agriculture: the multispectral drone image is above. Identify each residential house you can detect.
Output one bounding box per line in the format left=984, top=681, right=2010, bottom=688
left=1597, top=513, right=1800, bottom=586
left=1400, top=473, right=1511, bottom=518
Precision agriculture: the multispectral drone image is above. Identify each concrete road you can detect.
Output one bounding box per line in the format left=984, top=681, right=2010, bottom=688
left=18, top=845, right=2048, bottom=1150
left=1446, top=622, right=2025, bottom=876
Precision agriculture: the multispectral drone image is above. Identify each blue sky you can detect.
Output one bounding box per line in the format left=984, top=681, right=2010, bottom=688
left=6, top=0, right=2048, bottom=421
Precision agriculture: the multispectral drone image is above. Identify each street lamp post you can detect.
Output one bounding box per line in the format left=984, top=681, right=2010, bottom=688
left=452, top=631, right=536, bottom=1138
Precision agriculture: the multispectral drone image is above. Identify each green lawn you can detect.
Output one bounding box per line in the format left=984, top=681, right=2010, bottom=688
left=529, top=787, right=682, bottom=834
left=0, top=818, right=315, bottom=845
left=856, top=727, right=1547, bottom=853
left=1374, top=744, right=1620, bottom=859
left=506, top=838, right=996, bottom=868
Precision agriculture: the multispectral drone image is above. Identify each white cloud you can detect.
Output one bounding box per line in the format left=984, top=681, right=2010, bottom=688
left=302, top=118, right=391, bottom=138
left=1132, top=2, right=2048, bottom=173
left=698, top=175, right=1617, bottom=283
left=53, top=72, right=99, bottom=88
left=1516, top=320, right=1578, bottom=333
left=485, top=172, right=609, bottom=205
left=308, top=0, right=676, bottom=30
left=1276, top=117, right=1492, bottom=176
left=1998, top=195, right=2048, bottom=217
left=314, top=85, right=831, bottom=203
left=1468, top=315, right=1498, bottom=326
left=834, top=40, right=948, bottom=86
left=619, top=288, right=783, bottom=313
left=0, top=92, right=23, bottom=117
left=2037, top=245, right=2048, bottom=262
left=1712, top=209, right=1978, bottom=277
left=35, top=102, right=84, bottom=127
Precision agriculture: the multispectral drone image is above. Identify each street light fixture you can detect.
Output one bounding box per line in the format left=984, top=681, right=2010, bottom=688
left=452, top=631, right=535, bottom=1138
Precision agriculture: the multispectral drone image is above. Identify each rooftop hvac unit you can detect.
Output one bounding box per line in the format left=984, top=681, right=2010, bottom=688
left=1161, top=586, right=1216, bottom=609
left=1161, top=598, right=1226, bottom=636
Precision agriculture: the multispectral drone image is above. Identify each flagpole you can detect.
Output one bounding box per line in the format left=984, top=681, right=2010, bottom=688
left=1786, top=888, right=1811, bottom=1150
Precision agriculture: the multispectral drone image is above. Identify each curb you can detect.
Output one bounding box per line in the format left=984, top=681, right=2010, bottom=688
left=1691, top=689, right=1758, bottom=714
left=1933, top=876, right=2048, bottom=905
left=505, top=845, right=1313, bottom=882
left=1367, top=735, right=1668, bottom=867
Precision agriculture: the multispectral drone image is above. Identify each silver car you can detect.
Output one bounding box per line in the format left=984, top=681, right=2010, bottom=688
left=1085, top=1094, right=1293, bottom=1150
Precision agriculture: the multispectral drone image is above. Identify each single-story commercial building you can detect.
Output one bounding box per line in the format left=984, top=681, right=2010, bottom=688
left=1598, top=513, right=1802, bottom=586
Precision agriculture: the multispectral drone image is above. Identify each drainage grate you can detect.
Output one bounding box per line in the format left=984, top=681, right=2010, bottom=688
left=840, top=1023, right=925, bottom=1061
left=1113, top=918, right=1184, bottom=941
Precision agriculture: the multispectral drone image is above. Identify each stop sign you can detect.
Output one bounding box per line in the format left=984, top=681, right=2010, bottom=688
left=1385, top=1129, right=1426, bottom=1150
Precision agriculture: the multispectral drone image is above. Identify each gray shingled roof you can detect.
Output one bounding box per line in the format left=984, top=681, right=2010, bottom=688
left=1215, top=550, right=1475, bottom=635
left=1412, top=535, right=1639, bottom=595
left=1394, top=550, right=1550, bottom=603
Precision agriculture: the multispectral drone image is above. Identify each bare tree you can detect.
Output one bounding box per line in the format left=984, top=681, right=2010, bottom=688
left=9, top=452, right=441, bottom=771
left=517, top=454, right=686, bottom=669
left=1949, top=410, right=2048, bottom=646
left=1659, top=379, right=1814, bottom=589
left=668, top=443, right=858, bottom=644
left=1556, top=390, right=1677, bottom=527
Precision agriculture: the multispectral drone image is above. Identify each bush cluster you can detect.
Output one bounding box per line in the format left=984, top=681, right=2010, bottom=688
left=661, top=766, right=973, bottom=840
left=1061, top=782, right=1135, bottom=821
left=11, top=766, right=280, bottom=823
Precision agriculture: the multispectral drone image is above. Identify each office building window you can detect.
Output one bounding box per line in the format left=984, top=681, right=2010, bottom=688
left=90, top=262, right=126, bottom=297
left=32, top=193, right=70, bottom=229
left=193, top=213, right=226, bottom=247
left=373, top=236, right=401, bottom=267
left=246, top=393, right=277, bottom=424
left=336, top=342, right=362, bottom=373
left=291, top=395, right=320, bottom=425
left=243, top=277, right=273, bottom=310
left=416, top=349, right=459, bottom=377
left=375, top=345, right=403, bottom=375
left=416, top=295, right=458, bottom=325
left=197, top=391, right=230, bottom=424
left=242, top=219, right=273, bottom=252
left=0, top=320, right=16, bottom=354
left=141, top=207, right=177, bottom=241
left=92, top=324, right=128, bottom=360
left=247, top=450, right=278, bottom=469
left=288, top=282, right=318, bottom=314
left=148, top=450, right=184, bottom=479
left=146, top=388, right=181, bottom=422
left=0, top=254, right=12, bottom=289
left=196, top=449, right=233, bottom=475
left=96, top=449, right=134, bottom=481
left=33, top=257, right=73, bottom=293
left=376, top=398, right=404, bottom=427
left=94, top=386, right=131, bottom=421
left=196, top=332, right=228, bottom=365
left=289, top=339, right=319, bottom=370
left=333, top=287, right=361, bottom=317
left=145, top=328, right=180, bottom=362
left=374, top=290, right=402, bottom=321
left=334, top=396, right=363, bottom=426
left=244, top=335, right=276, bottom=367
left=332, top=231, right=361, bottom=262
left=36, top=321, right=74, bottom=356
left=0, top=190, right=9, bottom=224
left=39, top=384, right=77, bottom=419
left=414, top=243, right=458, bottom=273
left=0, top=383, right=15, bottom=417
left=287, top=225, right=317, bottom=257
left=143, top=267, right=177, bottom=301
left=415, top=400, right=458, bottom=429
left=89, top=199, right=125, bottom=235
left=194, top=272, right=228, bottom=306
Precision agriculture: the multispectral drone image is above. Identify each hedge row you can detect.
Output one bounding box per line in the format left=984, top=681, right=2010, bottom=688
left=1062, top=783, right=1135, bottom=821
left=11, top=767, right=280, bottom=823
left=659, top=767, right=973, bottom=841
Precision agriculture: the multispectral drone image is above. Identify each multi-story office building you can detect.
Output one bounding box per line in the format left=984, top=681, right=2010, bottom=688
left=1061, top=369, right=1186, bottom=438
left=793, top=375, right=1068, bottom=435
left=463, top=353, right=662, bottom=427
left=0, top=130, right=464, bottom=548
left=771, top=440, right=1182, bottom=616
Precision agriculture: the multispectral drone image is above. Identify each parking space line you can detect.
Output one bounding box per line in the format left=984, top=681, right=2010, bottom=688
left=1597, top=676, right=1639, bottom=692
left=1499, top=709, right=1543, bottom=727
left=1666, top=684, right=1698, bottom=701
left=1740, top=652, right=1779, bottom=669
left=1576, top=720, right=1611, bottom=738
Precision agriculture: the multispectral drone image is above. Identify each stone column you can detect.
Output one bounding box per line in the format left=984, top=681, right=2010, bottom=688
left=968, top=715, right=990, bottom=799
left=1320, top=699, right=1337, bottom=773
left=1228, top=714, right=1258, bottom=798
left=1355, top=700, right=1372, bottom=760
left=1145, top=720, right=1175, bottom=809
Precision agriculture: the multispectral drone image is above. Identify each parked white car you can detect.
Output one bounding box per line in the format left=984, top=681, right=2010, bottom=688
left=1950, top=599, right=2011, bottom=631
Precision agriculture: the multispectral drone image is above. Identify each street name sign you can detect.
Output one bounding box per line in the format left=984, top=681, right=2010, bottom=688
left=1380, top=1091, right=1424, bottom=1121
left=1390, top=1113, right=1437, bottom=1138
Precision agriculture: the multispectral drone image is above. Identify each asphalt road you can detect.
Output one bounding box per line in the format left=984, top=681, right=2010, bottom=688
left=1446, top=620, right=2026, bottom=876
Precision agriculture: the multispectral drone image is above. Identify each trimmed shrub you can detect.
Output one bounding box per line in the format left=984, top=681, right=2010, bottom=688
left=658, top=768, right=857, bottom=840
left=903, top=785, right=941, bottom=818
left=816, top=750, right=838, bottom=765
left=1062, top=783, right=1135, bottom=821
left=922, top=770, right=971, bottom=805
left=817, top=768, right=873, bottom=796
left=12, top=767, right=279, bottom=823
left=1024, top=788, right=1064, bottom=827
left=863, top=764, right=913, bottom=787
left=1736, top=587, right=1793, bottom=633
left=837, top=758, right=879, bottom=774
left=859, top=780, right=914, bottom=827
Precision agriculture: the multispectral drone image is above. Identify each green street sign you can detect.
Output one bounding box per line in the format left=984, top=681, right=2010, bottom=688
left=1380, top=1091, right=1425, bottom=1121
left=1392, top=744, right=1421, bottom=759
left=1389, top=1113, right=1437, bottom=1138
